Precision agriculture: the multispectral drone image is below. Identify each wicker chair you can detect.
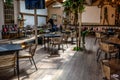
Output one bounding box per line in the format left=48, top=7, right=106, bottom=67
left=0, top=52, right=17, bottom=78
left=70, top=31, right=76, bottom=44
left=62, top=34, right=69, bottom=48
left=101, top=59, right=120, bottom=80
left=96, top=42, right=119, bottom=62
left=19, top=44, right=38, bottom=70
left=50, top=36, right=64, bottom=54
left=94, top=32, right=106, bottom=44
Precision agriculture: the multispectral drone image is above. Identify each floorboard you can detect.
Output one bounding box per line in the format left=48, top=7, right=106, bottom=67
left=0, top=36, right=103, bottom=80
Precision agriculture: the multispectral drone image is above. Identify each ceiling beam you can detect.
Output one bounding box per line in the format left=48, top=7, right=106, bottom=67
left=46, top=0, right=63, bottom=7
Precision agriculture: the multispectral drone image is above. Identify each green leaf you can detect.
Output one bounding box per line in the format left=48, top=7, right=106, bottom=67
left=73, top=47, right=84, bottom=51
left=6, top=0, right=13, bottom=5
left=81, top=30, right=89, bottom=36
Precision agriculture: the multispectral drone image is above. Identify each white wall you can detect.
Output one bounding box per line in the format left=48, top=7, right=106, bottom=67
left=14, top=0, right=19, bottom=24
left=0, top=0, right=4, bottom=39
left=20, top=1, right=47, bottom=26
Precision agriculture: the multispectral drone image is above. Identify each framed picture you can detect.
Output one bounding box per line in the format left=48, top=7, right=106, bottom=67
left=52, top=14, right=57, bottom=20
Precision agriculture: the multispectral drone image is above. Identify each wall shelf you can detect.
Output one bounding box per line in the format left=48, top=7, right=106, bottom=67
left=4, top=3, right=14, bottom=24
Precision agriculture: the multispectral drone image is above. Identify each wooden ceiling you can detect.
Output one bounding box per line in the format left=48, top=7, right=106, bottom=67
left=45, top=0, right=101, bottom=7
left=45, top=0, right=100, bottom=7
left=45, top=0, right=119, bottom=7
left=45, top=0, right=63, bottom=7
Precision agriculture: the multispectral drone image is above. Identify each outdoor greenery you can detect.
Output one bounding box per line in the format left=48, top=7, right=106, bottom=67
left=63, top=0, right=85, bottom=51
left=39, top=28, right=44, bottom=34
left=73, top=46, right=84, bottom=51
left=81, top=29, right=89, bottom=48
left=5, top=0, right=13, bottom=4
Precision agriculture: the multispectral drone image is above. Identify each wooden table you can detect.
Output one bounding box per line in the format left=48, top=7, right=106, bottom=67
left=43, top=33, right=61, bottom=56
left=43, top=33, right=61, bottom=49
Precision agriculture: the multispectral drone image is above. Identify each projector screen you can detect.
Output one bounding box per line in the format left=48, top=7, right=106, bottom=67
left=82, top=6, right=101, bottom=24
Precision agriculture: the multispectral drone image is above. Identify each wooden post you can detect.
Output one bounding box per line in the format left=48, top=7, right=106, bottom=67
left=78, top=12, right=82, bottom=48
left=34, top=8, right=38, bottom=44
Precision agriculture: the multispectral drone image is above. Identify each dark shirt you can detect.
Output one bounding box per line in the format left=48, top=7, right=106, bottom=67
left=48, top=18, right=54, bottom=27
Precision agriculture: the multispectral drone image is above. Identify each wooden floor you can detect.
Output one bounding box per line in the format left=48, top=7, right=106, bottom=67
left=0, top=36, right=103, bottom=80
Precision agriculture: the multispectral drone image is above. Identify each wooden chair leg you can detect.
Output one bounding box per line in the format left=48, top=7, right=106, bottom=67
left=97, top=50, right=101, bottom=62
left=29, top=58, right=33, bottom=65
left=65, top=41, right=68, bottom=48
left=96, top=48, right=100, bottom=56
left=115, top=53, right=119, bottom=59
left=62, top=44, right=64, bottom=53
left=105, top=53, right=108, bottom=59
left=14, top=67, right=16, bottom=76
left=109, top=54, right=111, bottom=60
left=94, top=38, right=97, bottom=44
left=31, top=57, right=38, bottom=70
left=52, top=45, right=55, bottom=55
left=103, top=77, right=108, bottom=80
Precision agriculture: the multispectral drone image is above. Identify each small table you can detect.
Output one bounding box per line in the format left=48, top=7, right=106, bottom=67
left=0, top=44, right=23, bottom=80
left=43, top=33, right=61, bottom=48
left=43, top=33, right=61, bottom=55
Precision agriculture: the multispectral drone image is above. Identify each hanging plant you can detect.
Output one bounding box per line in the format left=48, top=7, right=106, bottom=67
left=5, top=0, right=13, bottom=5
left=63, top=0, right=72, bottom=14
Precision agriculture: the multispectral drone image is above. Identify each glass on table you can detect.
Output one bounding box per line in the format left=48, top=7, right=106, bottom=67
left=21, top=43, right=26, bottom=48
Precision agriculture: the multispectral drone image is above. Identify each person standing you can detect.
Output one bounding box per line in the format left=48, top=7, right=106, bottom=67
left=47, top=18, right=54, bottom=28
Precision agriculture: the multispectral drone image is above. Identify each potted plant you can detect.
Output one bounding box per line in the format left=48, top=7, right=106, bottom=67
left=81, top=27, right=89, bottom=48
left=63, top=0, right=85, bottom=51
left=39, top=28, right=44, bottom=34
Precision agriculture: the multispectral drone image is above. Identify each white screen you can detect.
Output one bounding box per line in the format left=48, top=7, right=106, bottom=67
left=82, top=6, right=101, bottom=24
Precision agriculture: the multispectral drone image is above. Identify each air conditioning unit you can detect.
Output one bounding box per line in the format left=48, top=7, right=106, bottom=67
left=52, top=2, right=62, bottom=8
left=52, top=4, right=62, bottom=8
left=85, top=0, right=92, bottom=5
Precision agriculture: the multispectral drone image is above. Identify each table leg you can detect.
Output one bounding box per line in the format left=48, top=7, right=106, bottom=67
left=16, top=51, right=19, bottom=80
left=43, top=37, right=46, bottom=49
left=47, top=37, right=50, bottom=51
left=117, top=48, right=120, bottom=59
left=119, top=52, right=120, bottom=59
left=71, top=37, right=73, bottom=44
